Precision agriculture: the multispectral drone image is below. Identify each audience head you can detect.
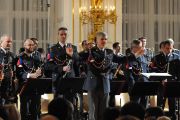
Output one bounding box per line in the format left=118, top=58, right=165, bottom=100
left=157, top=116, right=171, bottom=120
left=0, top=106, right=8, bottom=120
left=103, top=107, right=120, bottom=120
left=58, top=27, right=68, bottom=44
left=120, top=102, right=145, bottom=120
left=117, top=115, right=140, bottom=120
left=40, top=114, right=59, bottom=120
left=48, top=98, right=74, bottom=120
left=144, top=107, right=164, bottom=120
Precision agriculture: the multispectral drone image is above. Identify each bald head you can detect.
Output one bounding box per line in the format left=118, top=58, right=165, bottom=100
left=40, top=115, right=59, bottom=120
left=24, top=39, right=35, bottom=53
left=0, top=35, right=12, bottom=49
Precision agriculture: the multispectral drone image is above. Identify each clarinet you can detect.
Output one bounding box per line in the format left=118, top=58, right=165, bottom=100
left=62, top=59, right=72, bottom=78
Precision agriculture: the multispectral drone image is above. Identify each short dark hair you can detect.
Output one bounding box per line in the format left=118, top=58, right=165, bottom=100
left=131, top=39, right=141, bottom=47
left=159, top=41, right=164, bottom=49
left=138, top=37, right=146, bottom=41
left=103, top=107, right=120, bottom=120
left=163, top=40, right=172, bottom=46
left=120, top=102, right=145, bottom=120
left=113, top=42, right=120, bottom=49
left=48, top=98, right=74, bottom=120
left=145, top=107, right=164, bottom=119
left=81, top=40, right=88, bottom=46
left=58, top=27, right=68, bottom=32
left=30, top=38, right=38, bottom=44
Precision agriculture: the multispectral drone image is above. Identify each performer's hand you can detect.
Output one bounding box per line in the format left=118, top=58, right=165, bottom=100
left=0, top=73, right=4, bottom=81
left=29, top=73, right=38, bottom=78
left=66, top=47, right=73, bottom=57
left=63, top=66, right=71, bottom=72
left=35, top=68, right=42, bottom=77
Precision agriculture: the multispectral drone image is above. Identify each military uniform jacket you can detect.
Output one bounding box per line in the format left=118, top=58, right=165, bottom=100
left=79, top=50, right=89, bottom=76
left=83, top=46, right=116, bottom=94
left=16, top=52, right=42, bottom=92
left=44, top=42, right=79, bottom=79
left=125, top=53, right=149, bottom=92
left=151, top=52, right=180, bottom=81
left=0, top=48, right=16, bottom=102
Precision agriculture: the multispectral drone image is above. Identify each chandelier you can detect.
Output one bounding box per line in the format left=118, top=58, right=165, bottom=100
left=79, top=0, right=117, bottom=42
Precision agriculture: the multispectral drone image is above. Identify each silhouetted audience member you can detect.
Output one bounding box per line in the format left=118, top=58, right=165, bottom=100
left=120, top=102, right=145, bottom=120
left=40, top=114, right=59, bottom=120
left=0, top=106, right=8, bottom=120
left=157, top=116, right=171, bottom=120
left=117, top=115, right=140, bottom=120
left=48, top=98, right=74, bottom=120
left=103, top=107, right=120, bottom=120
left=144, top=107, right=164, bottom=120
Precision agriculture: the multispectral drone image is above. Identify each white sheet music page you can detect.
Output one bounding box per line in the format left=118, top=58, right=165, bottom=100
left=141, top=73, right=172, bottom=78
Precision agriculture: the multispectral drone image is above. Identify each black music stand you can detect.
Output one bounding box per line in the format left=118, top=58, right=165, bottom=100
left=57, top=77, right=85, bottom=120
left=109, top=80, right=128, bottom=107
left=110, top=80, right=128, bottom=95
left=141, top=73, right=172, bottom=81
left=131, top=81, right=161, bottom=96
left=57, top=77, right=85, bottom=94
left=20, top=78, right=52, bottom=95
left=164, top=81, right=180, bottom=120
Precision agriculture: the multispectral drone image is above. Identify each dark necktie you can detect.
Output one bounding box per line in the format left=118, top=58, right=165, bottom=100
left=165, top=55, right=169, bottom=62
left=63, top=45, right=66, bottom=50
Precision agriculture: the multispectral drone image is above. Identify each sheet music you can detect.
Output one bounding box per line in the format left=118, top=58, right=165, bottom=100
left=141, top=73, right=172, bottom=78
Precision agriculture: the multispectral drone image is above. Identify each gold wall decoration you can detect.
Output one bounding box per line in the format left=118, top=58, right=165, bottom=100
left=80, top=0, right=117, bottom=42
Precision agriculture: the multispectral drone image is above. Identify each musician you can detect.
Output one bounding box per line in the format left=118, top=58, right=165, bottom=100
left=0, top=35, right=16, bottom=105
left=126, top=39, right=149, bottom=108
left=79, top=40, right=89, bottom=77
left=44, top=27, right=79, bottom=103
left=109, top=42, right=125, bottom=107
left=31, top=38, right=43, bottom=64
left=16, top=38, right=42, bottom=120
left=139, top=37, right=154, bottom=62
left=83, top=32, right=117, bottom=120
left=168, top=38, right=180, bottom=56
left=150, top=40, right=180, bottom=120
